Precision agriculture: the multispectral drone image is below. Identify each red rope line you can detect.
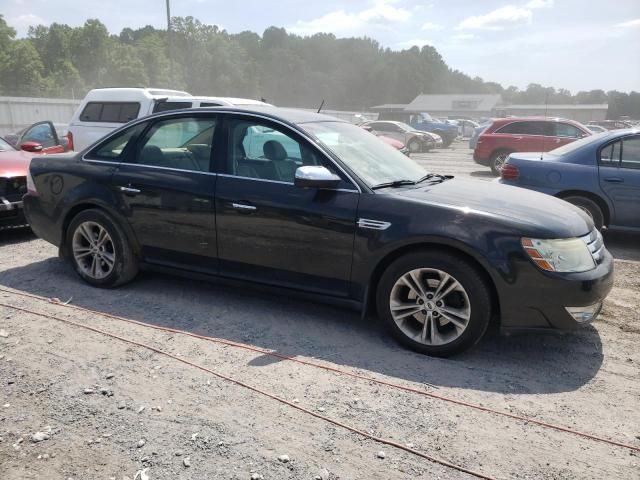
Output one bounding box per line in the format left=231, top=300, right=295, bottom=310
left=1, top=286, right=638, bottom=454
left=0, top=301, right=495, bottom=480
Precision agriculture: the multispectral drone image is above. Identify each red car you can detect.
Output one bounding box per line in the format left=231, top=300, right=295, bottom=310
left=0, top=137, right=32, bottom=228
left=474, top=117, right=591, bottom=174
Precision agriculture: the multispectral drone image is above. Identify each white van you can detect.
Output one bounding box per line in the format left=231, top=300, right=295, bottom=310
left=67, top=88, right=271, bottom=151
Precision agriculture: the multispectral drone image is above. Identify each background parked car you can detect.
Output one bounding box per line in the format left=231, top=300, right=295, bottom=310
left=376, top=111, right=458, bottom=147
left=3, top=121, right=67, bottom=154
left=0, top=136, right=31, bottom=228
left=361, top=125, right=410, bottom=155
left=500, top=129, right=640, bottom=230
left=588, top=120, right=634, bottom=130
left=361, top=120, right=435, bottom=153
left=68, top=87, right=271, bottom=151
left=474, top=117, right=591, bottom=175
left=586, top=124, right=607, bottom=134
left=456, top=119, right=479, bottom=138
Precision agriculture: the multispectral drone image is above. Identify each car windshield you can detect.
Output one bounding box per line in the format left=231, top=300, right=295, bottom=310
left=0, top=137, right=16, bottom=151
left=549, top=131, right=610, bottom=156
left=302, top=121, right=427, bottom=187
left=394, top=122, right=414, bottom=132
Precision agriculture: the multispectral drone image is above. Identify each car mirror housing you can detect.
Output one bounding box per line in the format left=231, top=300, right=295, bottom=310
left=20, top=141, right=44, bottom=153
left=294, top=166, right=341, bottom=189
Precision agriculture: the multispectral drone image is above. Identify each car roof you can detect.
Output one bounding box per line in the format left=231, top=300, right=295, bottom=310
left=148, top=106, right=348, bottom=126
left=85, top=87, right=192, bottom=101
left=493, top=116, right=584, bottom=124
left=165, top=96, right=273, bottom=106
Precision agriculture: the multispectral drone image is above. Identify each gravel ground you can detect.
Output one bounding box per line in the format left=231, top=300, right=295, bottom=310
left=1, top=142, right=639, bottom=480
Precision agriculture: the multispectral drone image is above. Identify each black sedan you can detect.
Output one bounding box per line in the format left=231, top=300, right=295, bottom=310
left=24, top=107, right=614, bottom=356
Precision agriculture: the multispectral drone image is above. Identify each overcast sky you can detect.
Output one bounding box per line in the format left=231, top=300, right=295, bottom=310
left=3, top=0, right=639, bottom=92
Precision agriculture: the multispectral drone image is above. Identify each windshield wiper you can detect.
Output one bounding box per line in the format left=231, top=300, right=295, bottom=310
left=371, top=179, right=417, bottom=190
left=415, top=173, right=452, bottom=184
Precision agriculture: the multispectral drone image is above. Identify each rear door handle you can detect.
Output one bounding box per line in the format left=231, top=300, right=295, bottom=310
left=603, top=177, right=624, bottom=183
left=118, top=185, right=141, bottom=195
left=230, top=202, right=257, bottom=212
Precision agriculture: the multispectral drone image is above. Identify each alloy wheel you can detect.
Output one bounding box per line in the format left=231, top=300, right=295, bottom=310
left=72, top=221, right=116, bottom=280
left=494, top=153, right=509, bottom=171
left=389, top=268, right=471, bottom=346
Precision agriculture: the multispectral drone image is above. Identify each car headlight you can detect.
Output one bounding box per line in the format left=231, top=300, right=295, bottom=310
left=521, top=237, right=596, bottom=272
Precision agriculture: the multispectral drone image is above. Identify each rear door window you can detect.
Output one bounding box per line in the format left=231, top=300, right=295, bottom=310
left=599, top=140, right=621, bottom=167
left=79, top=102, right=141, bottom=123
left=135, top=117, right=216, bottom=172
left=86, top=123, right=147, bottom=162
left=621, top=136, right=640, bottom=170
left=496, top=121, right=546, bottom=135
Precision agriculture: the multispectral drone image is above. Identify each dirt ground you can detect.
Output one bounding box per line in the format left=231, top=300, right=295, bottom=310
left=1, top=144, right=639, bottom=480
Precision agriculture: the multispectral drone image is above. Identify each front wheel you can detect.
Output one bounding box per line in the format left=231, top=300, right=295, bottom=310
left=66, top=209, right=138, bottom=288
left=408, top=139, right=422, bottom=153
left=376, top=251, right=492, bottom=357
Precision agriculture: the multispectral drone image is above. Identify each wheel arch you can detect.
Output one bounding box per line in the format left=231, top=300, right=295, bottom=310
left=555, top=190, right=611, bottom=226
left=364, top=242, right=500, bottom=324
left=59, top=201, right=139, bottom=258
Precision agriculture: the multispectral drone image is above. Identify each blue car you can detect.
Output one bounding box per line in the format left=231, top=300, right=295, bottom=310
left=499, top=129, right=640, bottom=231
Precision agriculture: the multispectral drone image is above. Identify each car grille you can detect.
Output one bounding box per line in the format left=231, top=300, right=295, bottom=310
left=581, top=229, right=605, bottom=265
left=0, top=176, right=27, bottom=203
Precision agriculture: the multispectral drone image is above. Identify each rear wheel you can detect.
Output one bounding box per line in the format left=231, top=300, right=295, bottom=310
left=490, top=150, right=512, bottom=175
left=562, top=195, right=604, bottom=230
left=67, top=209, right=138, bottom=287
left=376, top=251, right=492, bottom=357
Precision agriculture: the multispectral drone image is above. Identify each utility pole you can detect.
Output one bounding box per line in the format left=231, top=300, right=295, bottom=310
left=166, top=0, right=174, bottom=87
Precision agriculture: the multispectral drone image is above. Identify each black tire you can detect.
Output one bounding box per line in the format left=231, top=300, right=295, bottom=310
left=562, top=196, right=604, bottom=230
left=66, top=209, right=138, bottom=288
left=435, top=131, right=453, bottom=148
left=490, top=150, right=513, bottom=175
left=376, top=251, right=492, bottom=357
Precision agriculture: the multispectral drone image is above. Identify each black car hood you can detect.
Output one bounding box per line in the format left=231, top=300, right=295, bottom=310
left=394, top=178, right=593, bottom=238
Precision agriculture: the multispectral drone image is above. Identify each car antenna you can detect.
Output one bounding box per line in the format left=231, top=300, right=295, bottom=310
left=541, top=91, right=549, bottom=161
left=317, top=99, right=325, bottom=114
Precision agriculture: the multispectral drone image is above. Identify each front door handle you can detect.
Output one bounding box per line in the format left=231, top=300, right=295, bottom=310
left=230, top=202, right=257, bottom=212
left=118, top=185, right=141, bottom=195
left=603, top=177, right=624, bottom=183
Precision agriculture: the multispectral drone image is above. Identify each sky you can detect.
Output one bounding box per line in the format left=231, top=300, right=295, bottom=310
left=2, top=0, right=639, bottom=93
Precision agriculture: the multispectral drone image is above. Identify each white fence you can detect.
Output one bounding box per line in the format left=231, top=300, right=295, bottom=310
left=0, top=96, right=81, bottom=135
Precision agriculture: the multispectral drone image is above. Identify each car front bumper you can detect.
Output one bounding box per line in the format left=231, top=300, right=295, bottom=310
left=0, top=199, right=27, bottom=228
left=499, top=248, right=614, bottom=332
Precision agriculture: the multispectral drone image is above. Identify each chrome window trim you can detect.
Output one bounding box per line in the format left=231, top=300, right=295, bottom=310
left=217, top=173, right=359, bottom=193
left=82, top=158, right=217, bottom=176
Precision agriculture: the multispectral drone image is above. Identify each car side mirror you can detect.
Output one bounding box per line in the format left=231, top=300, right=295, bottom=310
left=294, top=166, right=341, bottom=189
left=20, top=141, right=44, bottom=153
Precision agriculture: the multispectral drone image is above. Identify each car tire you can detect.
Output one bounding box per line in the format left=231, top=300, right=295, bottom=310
left=562, top=196, right=605, bottom=230
left=408, top=138, right=422, bottom=153
left=435, top=131, right=452, bottom=148
left=376, top=251, right=492, bottom=357
left=66, top=209, right=138, bottom=288
left=490, top=150, right=512, bottom=175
